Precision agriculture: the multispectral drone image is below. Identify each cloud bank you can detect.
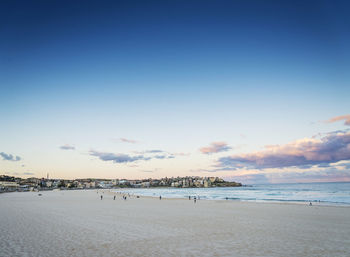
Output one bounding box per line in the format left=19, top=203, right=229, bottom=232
left=0, top=152, right=21, bottom=161
left=326, top=115, right=350, bottom=126
left=218, top=130, right=350, bottom=169
left=89, top=150, right=175, bottom=164
left=224, top=168, right=350, bottom=184
left=200, top=142, right=231, bottom=154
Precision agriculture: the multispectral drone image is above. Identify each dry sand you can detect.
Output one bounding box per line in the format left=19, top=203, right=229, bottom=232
left=1, top=189, right=350, bottom=257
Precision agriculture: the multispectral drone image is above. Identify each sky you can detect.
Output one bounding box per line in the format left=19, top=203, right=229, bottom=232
left=1, top=0, right=350, bottom=184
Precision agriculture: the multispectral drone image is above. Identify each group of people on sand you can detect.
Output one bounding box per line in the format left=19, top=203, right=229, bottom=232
left=159, top=195, right=200, bottom=203
left=100, top=194, right=128, bottom=200
left=97, top=190, right=132, bottom=201
left=98, top=190, right=201, bottom=203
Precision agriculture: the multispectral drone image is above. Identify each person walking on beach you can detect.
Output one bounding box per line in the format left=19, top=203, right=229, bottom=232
left=113, top=195, right=116, bottom=200
left=189, top=196, right=191, bottom=200
left=194, top=196, right=196, bottom=203
left=100, top=195, right=103, bottom=200
left=159, top=195, right=162, bottom=200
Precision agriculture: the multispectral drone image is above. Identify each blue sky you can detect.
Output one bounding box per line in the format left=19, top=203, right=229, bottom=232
left=1, top=0, right=350, bottom=183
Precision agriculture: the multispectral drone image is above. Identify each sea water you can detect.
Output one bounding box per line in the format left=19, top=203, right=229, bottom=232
left=113, top=182, right=350, bottom=206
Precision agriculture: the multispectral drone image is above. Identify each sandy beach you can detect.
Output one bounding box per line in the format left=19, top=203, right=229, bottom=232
left=1, top=190, right=350, bottom=257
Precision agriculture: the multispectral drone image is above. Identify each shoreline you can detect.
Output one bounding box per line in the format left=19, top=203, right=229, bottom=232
left=109, top=188, right=350, bottom=208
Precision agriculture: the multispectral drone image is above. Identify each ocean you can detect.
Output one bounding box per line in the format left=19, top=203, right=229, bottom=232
left=113, top=182, right=350, bottom=206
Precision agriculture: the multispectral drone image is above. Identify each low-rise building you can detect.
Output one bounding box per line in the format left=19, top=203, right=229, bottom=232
left=141, top=182, right=150, bottom=188
left=0, top=181, right=20, bottom=191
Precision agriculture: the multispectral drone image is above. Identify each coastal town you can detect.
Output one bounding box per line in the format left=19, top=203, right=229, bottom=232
left=0, top=175, right=242, bottom=192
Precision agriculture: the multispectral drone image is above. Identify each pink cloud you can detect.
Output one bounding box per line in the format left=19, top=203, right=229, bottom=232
left=326, top=115, right=350, bottom=126
left=200, top=142, right=232, bottom=154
